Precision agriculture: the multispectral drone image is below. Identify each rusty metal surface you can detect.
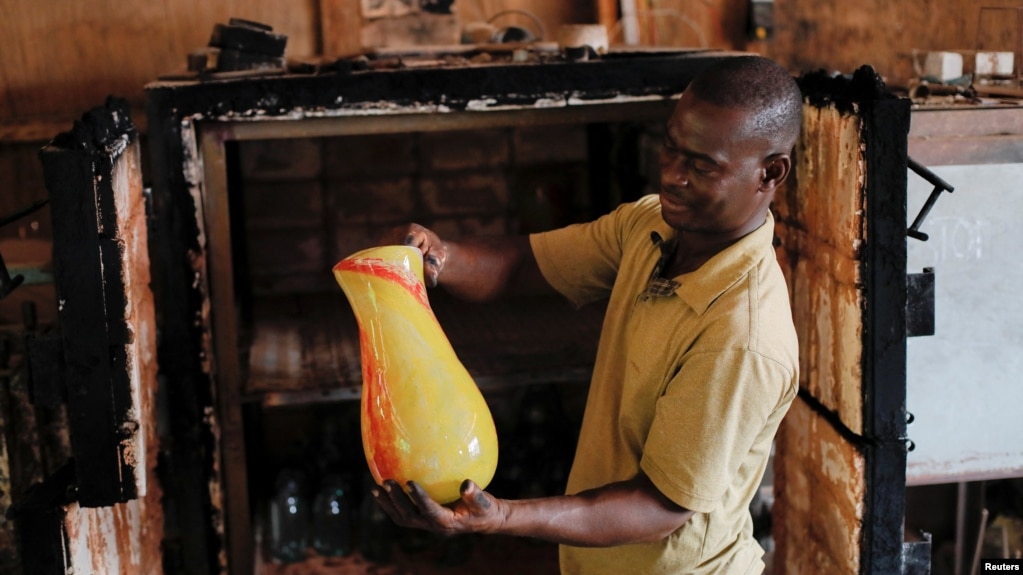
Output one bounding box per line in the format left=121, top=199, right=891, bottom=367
left=774, top=103, right=866, bottom=435
left=246, top=292, right=604, bottom=405
left=774, top=68, right=912, bottom=575
left=773, top=397, right=865, bottom=575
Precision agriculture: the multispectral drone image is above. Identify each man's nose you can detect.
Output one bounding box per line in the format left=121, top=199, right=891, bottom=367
left=660, top=152, right=689, bottom=187
left=661, top=162, right=689, bottom=188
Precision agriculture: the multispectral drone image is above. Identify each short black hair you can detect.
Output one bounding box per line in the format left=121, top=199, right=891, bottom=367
left=687, top=56, right=803, bottom=151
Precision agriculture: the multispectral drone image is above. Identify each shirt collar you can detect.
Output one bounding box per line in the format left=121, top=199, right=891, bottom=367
left=645, top=211, right=777, bottom=315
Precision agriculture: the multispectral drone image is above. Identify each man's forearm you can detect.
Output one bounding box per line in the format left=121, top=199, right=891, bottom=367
left=439, top=236, right=547, bottom=301
left=494, top=476, right=694, bottom=547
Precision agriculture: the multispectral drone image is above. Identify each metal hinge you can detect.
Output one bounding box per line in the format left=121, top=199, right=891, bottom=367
left=907, top=267, right=935, bottom=337
left=903, top=531, right=932, bottom=574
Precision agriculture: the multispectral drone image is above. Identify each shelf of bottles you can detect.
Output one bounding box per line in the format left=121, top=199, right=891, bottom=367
left=253, top=382, right=581, bottom=574
left=242, top=292, right=605, bottom=406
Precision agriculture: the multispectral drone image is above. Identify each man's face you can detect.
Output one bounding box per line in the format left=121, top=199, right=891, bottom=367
left=658, top=91, right=776, bottom=235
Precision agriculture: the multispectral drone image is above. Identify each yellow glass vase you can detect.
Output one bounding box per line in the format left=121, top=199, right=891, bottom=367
left=333, top=245, right=498, bottom=504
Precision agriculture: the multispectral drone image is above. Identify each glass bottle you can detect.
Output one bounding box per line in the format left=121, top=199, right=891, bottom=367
left=311, top=473, right=353, bottom=557
left=359, top=473, right=394, bottom=563
left=268, top=468, right=309, bottom=563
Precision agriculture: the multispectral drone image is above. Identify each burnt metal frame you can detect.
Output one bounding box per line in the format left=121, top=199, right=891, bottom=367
left=36, top=98, right=142, bottom=507
left=860, top=76, right=915, bottom=574
left=5, top=461, right=76, bottom=575
left=144, top=51, right=733, bottom=575
left=798, top=66, right=917, bottom=574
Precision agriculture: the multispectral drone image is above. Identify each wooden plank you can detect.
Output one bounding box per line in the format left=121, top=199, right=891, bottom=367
left=767, top=0, right=1023, bottom=84
left=320, top=0, right=364, bottom=59
left=595, top=0, right=618, bottom=38
left=909, top=134, right=1023, bottom=166
left=0, top=0, right=319, bottom=122
left=908, top=107, right=1023, bottom=165
left=617, top=0, right=746, bottom=49
left=200, top=126, right=253, bottom=575
left=909, top=107, right=1023, bottom=139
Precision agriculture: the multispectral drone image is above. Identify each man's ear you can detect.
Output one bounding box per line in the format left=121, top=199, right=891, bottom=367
left=761, top=154, right=792, bottom=192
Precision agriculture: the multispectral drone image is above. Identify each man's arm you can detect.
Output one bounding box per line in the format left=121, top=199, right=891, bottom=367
left=388, top=223, right=553, bottom=301
left=373, top=472, right=694, bottom=547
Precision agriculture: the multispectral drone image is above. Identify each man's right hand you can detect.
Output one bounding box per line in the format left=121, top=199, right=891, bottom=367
left=384, top=223, right=448, bottom=287
left=380, top=223, right=547, bottom=302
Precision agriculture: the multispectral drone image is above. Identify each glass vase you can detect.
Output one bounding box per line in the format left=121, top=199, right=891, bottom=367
left=333, top=245, right=498, bottom=504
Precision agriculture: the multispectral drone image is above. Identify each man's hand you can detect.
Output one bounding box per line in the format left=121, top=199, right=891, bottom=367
left=372, top=478, right=506, bottom=536
left=383, top=223, right=447, bottom=287
left=372, top=473, right=693, bottom=547
left=381, top=223, right=550, bottom=302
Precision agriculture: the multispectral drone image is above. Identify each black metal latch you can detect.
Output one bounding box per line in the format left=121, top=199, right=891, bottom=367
left=907, top=157, right=955, bottom=241
left=907, top=267, right=935, bottom=337
left=905, top=157, right=949, bottom=339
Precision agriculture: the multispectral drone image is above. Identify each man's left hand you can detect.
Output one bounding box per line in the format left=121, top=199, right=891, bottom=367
left=372, top=478, right=507, bottom=536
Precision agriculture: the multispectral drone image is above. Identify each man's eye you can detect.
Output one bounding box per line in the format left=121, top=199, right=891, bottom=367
left=689, top=159, right=715, bottom=174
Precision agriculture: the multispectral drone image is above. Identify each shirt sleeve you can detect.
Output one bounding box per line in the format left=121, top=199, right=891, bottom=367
left=529, top=199, right=650, bottom=308
left=640, top=349, right=793, bottom=513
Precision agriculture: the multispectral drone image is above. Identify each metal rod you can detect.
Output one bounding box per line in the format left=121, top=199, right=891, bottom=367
left=956, top=482, right=967, bottom=575
left=908, top=156, right=955, bottom=192
left=0, top=198, right=49, bottom=228
left=970, top=508, right=990, bottom=575
left=0, top=250, right=24, bottom=299
left=907, top=156, right=955, bottom=241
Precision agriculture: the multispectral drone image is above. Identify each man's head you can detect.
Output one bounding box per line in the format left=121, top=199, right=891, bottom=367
left=659, top=55, right=802, bottom=238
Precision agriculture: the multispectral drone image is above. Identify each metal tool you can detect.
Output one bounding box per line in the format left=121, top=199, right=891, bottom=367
left=907, top=156, right=955, bottom=241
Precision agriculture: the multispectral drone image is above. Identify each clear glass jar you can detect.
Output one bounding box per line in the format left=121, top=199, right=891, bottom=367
left=311, top=473, right=353, bottom=557
left=268, top=468, right=309, bottom=563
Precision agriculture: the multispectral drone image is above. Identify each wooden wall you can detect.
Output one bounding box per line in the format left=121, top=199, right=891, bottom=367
left=766, top=0, right=1023, bottom=85
left=3, top=0, right=1021, bottom=136
left=0, top=0, right=594, bottom=138
left=0, top=0, right=320, bottom=137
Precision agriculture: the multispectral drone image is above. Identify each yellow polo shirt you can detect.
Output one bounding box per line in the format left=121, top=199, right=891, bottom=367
left=530, top=194, right=798, bottom=575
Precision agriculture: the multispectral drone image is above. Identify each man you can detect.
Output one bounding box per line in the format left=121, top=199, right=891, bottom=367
left=373, top=55, right=802, bottom=574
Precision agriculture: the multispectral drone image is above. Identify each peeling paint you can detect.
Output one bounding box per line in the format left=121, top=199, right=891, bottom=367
left=60, top=119, right=165, bottom=575
left=775, top=399, right=865, bottom=575
left=774, top=99, right=871, bottom=575
left=777, top=102, right=866, bottom=435
left=165, top=92, right=678, bottom=126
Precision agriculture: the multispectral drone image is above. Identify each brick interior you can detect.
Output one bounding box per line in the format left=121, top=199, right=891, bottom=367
left=238, top=125, right=591, bottom=295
